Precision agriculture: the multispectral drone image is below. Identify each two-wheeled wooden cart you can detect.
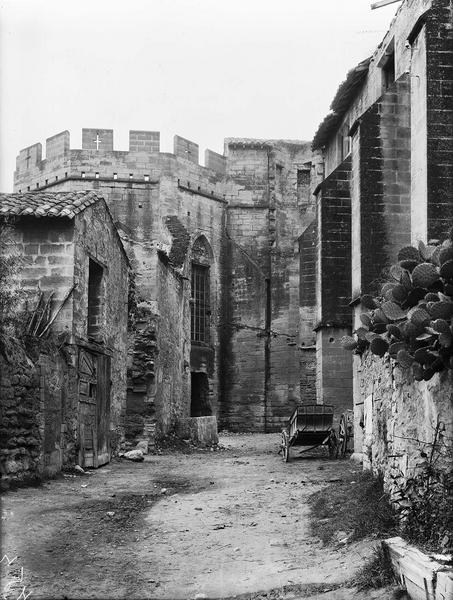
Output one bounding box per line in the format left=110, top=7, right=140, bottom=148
left=280, top=404, right=338, bottom=462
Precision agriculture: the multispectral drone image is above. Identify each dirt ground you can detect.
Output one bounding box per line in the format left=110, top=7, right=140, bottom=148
left=1, top=434, right=397, bottom=600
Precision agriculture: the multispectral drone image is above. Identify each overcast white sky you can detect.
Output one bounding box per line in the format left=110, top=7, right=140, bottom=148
left=0, top=0, right=400, bottom=191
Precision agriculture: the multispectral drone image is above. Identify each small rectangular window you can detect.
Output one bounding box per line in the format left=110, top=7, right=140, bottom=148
left=95, top=172, right=99, bottom=179
left=144, top=174, right=149, bottom=182
left=382, top=51, right=395, bottom=90
left=81, top=172, right=85, bottom=179
left=113, top=173, right=118, bottom=180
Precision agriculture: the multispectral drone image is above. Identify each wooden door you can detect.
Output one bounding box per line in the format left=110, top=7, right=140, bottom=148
left=78, top=349, right=111, bottom=468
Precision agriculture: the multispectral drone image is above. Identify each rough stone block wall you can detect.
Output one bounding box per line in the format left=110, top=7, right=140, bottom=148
left=205, top=149, right=226, bottom=174
left=358, top=75, right=412, bottom=296
left=0, top=343, right=42, bottom=487
left=9, top=218, right=75, bottom=332
left=73, top=201, right=129, bottom=440
left=174, top=135, right=199, bottom=164
left=155, top=255, right=190, bottom=436
left=46, top=131, right=70, bottom=160
left=82, top=128, right=114, bottom=151
left=356, top=350, right=453, bottom=501
left=316, top=327, right=353, bottom=428
left=129, top=130, right=160, bottom=153
left=317, top=156, right=352, bottom=327
left=426, top=0, right=453, bottom=240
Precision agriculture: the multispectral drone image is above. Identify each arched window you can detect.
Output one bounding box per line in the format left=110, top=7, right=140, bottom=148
left=191, top=236, right=212, bottom=344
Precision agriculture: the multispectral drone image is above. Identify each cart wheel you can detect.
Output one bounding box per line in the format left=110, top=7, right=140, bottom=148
left=328, top=429, right=338, bottom=458
left=338, top=413, right=348, bottom=458
left=281, top=430, right=290, bottom=463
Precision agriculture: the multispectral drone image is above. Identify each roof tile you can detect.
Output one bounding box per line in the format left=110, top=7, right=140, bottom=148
left=0, top=191, right=104, bottom=219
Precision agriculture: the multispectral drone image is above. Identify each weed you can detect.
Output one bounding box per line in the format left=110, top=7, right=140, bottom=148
left=308, top=470, right=397, bottom=544
left=353, top=545, right=395, bottom=590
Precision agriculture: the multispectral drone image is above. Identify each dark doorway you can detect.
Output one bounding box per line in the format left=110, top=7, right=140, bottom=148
left=190, top=372, right=212, bottom=417
left=88, top=259, right=104, bottom=341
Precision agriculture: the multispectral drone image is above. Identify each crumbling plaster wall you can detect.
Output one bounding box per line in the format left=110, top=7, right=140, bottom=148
left=72, top=201, right=129, bottom=441
left=357, top=350, right=453, bottom=498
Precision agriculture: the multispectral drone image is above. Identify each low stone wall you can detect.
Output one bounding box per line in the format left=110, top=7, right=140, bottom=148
left=356, top=350, right=453, bottom=497
left=0, top=342, right=42, bottom=487
left=176, top=416, right=218, bottom=446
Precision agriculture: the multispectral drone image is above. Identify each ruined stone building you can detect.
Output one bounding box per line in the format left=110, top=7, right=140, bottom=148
left=9, top=130, right=314, bottom=460
left=2, top=0, right=452, bottom=486
left=310, top=0, right=453, bottom=467
left=0, top=191, right=128, bottom=481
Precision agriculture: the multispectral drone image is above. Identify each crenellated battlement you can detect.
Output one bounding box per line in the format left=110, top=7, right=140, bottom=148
left=14, top=128, right=227, bottom=191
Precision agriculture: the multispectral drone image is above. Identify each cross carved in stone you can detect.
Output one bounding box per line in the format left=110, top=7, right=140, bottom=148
left=93, top=134, right=102, bottom=151
left=26, top=153, right=31, bottom=168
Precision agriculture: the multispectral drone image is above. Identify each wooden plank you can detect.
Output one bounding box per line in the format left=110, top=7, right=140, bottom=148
left=371, top=0, right=402, bottom=9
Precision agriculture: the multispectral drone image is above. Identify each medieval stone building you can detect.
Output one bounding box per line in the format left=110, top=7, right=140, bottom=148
left=11, top=131, right=314, bottom=449
left=0, top=191, right=128, bottom=482
left=3, top=0, right=452, bottom=485
left=310, top=0, right=453, bottom=465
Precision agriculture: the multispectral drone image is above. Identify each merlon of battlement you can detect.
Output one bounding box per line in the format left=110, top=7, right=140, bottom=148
left=15, top=129, right=228, bottom=175
left=173, top=135, right=199, bottom=164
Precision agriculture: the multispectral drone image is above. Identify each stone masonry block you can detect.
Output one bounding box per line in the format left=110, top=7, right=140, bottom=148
left=46, top=131, right=70, bottom=159
left=82, top=128, right=113, bottom=151
left=17, top=143, right=42, bottom=172
left=205, top=149, right=226, bottom=174
left=174, top=135, right=199, bottom=164
left=129, top=130, right=160, bottom=153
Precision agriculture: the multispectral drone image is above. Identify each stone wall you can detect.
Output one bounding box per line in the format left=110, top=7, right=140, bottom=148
left=0, top=343, right=42, bottom=487
left=221, top=140, right=313, bottom=432
left=72, top=201, right=129, bottom=441
left=356, top=350, right=453, bottom=498
left=354, top=75, right=412, bottom=298
left=0, top=340, right=79, bottom=486
left=315, top=156, right=353, bottom=418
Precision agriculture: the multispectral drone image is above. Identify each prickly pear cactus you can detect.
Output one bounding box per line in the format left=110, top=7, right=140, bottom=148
left=340, top=235, right=453, bottom=380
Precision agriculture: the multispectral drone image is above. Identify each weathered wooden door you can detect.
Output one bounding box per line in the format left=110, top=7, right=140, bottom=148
left=78, top=349, right=111, bottom=468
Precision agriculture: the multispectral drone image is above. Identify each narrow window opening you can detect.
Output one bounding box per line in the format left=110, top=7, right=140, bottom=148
left=95, top=172, right=99, bottom=179
left=129, top=173, right=133, bottom=180
left=144, top=174, right=150, bottom=182
left=113, top=173, right=118, bottom=180
left=81, top=172, right=86, bottom=179
left=27, top=186, right=30, bottom=191
left=36, top=183, right=39, bottom=189
left=55, top=175, right=58, bottom=181
left=45, top=179, right=48, bottom=185
left=382, top=51, right=395, bottom=90
left=191, top=263, right=210, bottom=343
left=87, top=259, right=104, bottom=341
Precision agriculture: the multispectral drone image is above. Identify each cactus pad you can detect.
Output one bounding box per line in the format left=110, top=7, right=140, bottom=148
left=398, top=246, right=420, bottom=262
left=399, top=259, right=419, bottom=272
left=396, top=349, right=414, bottom=369
left=381, top=301, right=406, bottom=321
left=439, top=332, right=452, bottom=348
left=360, top=313, right=372, bottom=328
left=428, top=301, right=453, bottom=320
left=389, top=342, right=405, bottom=358
left=408, top=307, right=431, bottom=327
left=411, top=262, right=440, bottom=288
left=370, top=336, right=389, bottom=357
left=361, top=294, right=377, bottom=310
left=440, top=259, right=453, bottom=280
left=340, top=336, right=357, bottom=351
left=400, top=270, right=413, bottom=290
left=439, top=246, right=453, bottom=265
left=431, top=319, right=450, bottom=334
left=390, top=284, right=407, bottom=304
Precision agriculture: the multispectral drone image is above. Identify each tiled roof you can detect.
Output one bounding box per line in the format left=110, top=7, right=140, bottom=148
left=0, top=190, right=104, bottom=218
left=312, top=57, right=371, bottom=151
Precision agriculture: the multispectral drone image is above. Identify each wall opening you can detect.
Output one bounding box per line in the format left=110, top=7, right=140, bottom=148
left=190, top=372, right=211, bottom=416
left=191, top=263, right=210, bottom=343
left=87, top=258, right=104, bottom=340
